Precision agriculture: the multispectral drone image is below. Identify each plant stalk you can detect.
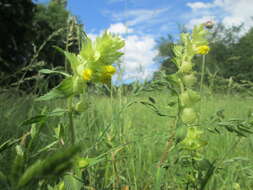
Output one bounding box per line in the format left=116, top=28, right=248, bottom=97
left=200, top=55, right=206, bottom=96
left=200, top=55, right=206, bottom=118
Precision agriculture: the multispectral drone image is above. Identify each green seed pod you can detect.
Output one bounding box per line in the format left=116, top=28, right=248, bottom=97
left=179, top=61, right=192, bottom=73
left=180, top=89, right=200, bottom=107
left=175, top=126, right=188, bottom=144
left=75, top=99, right=89, bottom=112
left=73, top=76, right=85, bottom=94
left=182, top=73, right=197, bottom=87
left=181, top=108, right=198, bottom=124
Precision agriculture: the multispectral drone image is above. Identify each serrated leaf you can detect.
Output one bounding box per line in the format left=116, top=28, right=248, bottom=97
left=36, top=77, right=76, bottom=101
left=54, top=46, right=80, bottom=75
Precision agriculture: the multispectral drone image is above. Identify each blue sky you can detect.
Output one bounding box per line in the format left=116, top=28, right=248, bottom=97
left=36, top=0, right=253, bottom=82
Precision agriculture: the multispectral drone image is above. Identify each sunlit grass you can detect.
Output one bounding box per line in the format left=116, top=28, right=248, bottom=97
left=1, top=90, right=252, bottom=189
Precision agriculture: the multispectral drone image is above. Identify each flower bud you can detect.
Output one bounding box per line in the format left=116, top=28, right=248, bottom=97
left=182, top=73, right=197, bottom=87
left=175, top=126, right=188, bottom=143
left=72, top=76, right=85, bottom=95
left=204, top=20, right=214, bottom=29
left=75, top=99, right=89, bottom=112
left=181, top=108, right=198, bottom=124
left=180, top=90, right=200, bottom=107
left=179, top=61, right=192, bottom=73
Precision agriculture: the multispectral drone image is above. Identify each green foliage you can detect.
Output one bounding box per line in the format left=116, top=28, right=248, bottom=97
left=0, top=0, right=78, bottom=92
left=37, top=32, right=124, bottom=101
left=1, top=90, right=253, bottom=189
left=36, top=76, right=83, bottom=101
left=17, top=145, right=81, bottom=189
left=156, top=22, right=253, bottom=86
left=0, top=0, right=36, bottom=79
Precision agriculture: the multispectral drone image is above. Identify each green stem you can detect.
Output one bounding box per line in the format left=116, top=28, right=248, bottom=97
left=68, top=97, right=75, bottom=144
left=200, top=55, right=206, bottom=118
left=200, top=55, right=206, bottom=96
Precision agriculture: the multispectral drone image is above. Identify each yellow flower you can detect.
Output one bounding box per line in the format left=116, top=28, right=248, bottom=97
left=180, top=61, right=192, bottom=73
left=103, top=65, right=116, bottom=75
left=83, top=68, right=92, bottom=81
left=98, top=65, right=116, bottom=83
left=196, top=45, right=210, bottom=55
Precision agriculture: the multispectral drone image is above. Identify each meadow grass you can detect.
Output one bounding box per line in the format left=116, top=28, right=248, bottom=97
left=0, top=89, right=253, bottom=190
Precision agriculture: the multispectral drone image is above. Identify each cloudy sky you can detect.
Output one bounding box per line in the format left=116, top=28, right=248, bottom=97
left=37, top=0, right=253, bottom=83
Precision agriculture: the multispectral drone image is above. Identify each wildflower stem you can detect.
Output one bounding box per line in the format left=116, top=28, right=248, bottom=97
left=200, top=54, right=206, bottom=118
left=200, top=55, right=206, bottom=95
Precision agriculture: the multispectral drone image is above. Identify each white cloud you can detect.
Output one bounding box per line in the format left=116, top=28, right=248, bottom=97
left=186, top=0, right=253, bottom=31
left=87, top=33, right=97, bottom=41
left=187, top=2, right=213, bottom=10
left=107, top=23, right=133, bottom=34
left=108, top=8, right=169, bottom=27
left=218, top=0, right=253, bottom=30
left=119, top=35, right=158, bottom=81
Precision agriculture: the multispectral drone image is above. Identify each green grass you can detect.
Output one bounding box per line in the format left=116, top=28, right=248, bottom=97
left=0, top=89, right=253, bottom=190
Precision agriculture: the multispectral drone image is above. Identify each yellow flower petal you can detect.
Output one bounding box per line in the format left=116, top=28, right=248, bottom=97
left=83, top=68, right=92, bottom=81
left=196, top=45, right=210, bottom=55
left=103, top=65, right=116, bottom=75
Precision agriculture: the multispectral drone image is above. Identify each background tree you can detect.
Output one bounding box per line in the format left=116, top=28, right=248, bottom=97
left=0, top=0, right=36, bottom=85
left=155, top=23, right=253, bottom=84
left=0, top=0, right=81, bottom=92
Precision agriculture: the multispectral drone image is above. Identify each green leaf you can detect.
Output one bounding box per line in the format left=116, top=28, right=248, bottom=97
left=39, top=69, right=70, bottom=77
left=148, top=97, right=156, bottom=104
left=11, top=145, right=25, bottom=186
left=54, top=46, right=80, bottom=75
left=140, top=101, right=175, bottom=118
left=94, top=32, right=125, bottom=65
left=20, top=115, right=46, bottom=126
left=36, top=77, right=78, bottom=101
left=200, top=160, right=216, bottom=190
left=64, top=174, right=83, bottom=190
left=31, top=141, right=58, bottom=158
left=0, top=138, right=20, bottom=153
left=49, top=108, right=68, bottom=117
left=175, top=126, right=188, bottom=144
